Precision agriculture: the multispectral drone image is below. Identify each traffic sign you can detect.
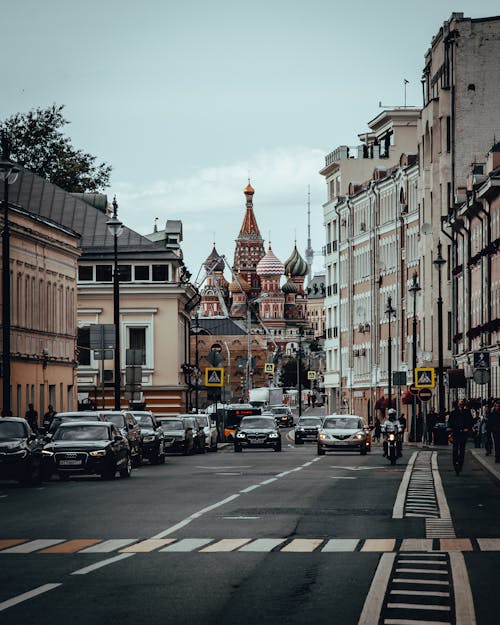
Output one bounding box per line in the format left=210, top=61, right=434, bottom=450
left=473, top=369, right=490, bottom=385
left=473, top=351, right=490, bottom=370
left=307, top=371, right=317, bottom=381
left=264, top=363, right=275, bottom=374
left=415, top=367, right=435, bottom=388
left=205, top=367, right=224, bottom=387
left=409, top=384, right=419, bottom=396
left=418, top=388, right=433, bottom=402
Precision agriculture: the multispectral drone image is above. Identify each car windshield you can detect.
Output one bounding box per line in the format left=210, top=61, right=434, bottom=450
left=322, top=417, right=361, bottom=430
left=196, top=416, right=210, bottom=427
left=104, top=414, right=126, bottom=428
left=271, top=408, right=288, bottom=415
left=53, top=425, right=110, bottom=441
left=182, top=418, right=196, bottom=428
left=134, top=415, right=154, bottom=427
left=0, top=421, right=27, bottom=439
left=240, top=417, right=276, bottom=429
left=298, top=418, right=322, bottom=427
left=159, top=419, right=184, bottom=430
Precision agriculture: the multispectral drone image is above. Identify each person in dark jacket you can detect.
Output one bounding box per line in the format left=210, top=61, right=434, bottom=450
left=25, top=404, right=39, bottom=431
left=488, top=400, right=500, bottom=463
left=42, top=405, right=57, bottom=430
left=447, top=399, right=474, bottom=474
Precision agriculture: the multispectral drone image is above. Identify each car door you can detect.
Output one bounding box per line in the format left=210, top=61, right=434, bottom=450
left=110, top=424, right=127, bottom=465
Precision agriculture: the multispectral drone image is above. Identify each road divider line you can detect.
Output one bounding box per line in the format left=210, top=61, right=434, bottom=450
left=392, top=451, right=417, bottom=518
left=432, top=452, right=452, bottom=521
left=450, top=551, right=477, bottom=625
left=0, top=583, right=62, bottom=612
left=71, top=553, right=134, bottom=575
left=357, top=553, right=396, bottom=625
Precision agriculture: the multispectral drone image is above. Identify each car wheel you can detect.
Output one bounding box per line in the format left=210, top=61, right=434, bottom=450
left=317, top=446, right=325, bottom=456
left=211, top=442, right=218, bottom=452
left=101, top=466, right=116, bottom=480
left=119, top=455, right=132, bottom=478
left=234, top=444, right=242, bottom=453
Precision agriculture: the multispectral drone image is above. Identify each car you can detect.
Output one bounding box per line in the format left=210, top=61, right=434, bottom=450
left=234, top=416, right=282, bottom=452
left=317, top=414, right=369, bottom=455
left=130, top=411, right=166, bottom=464
left=269, top=405, right=294, bottom=428
left=0, top=417, right=44, bottom=485
left=194, top=414, right=218, bottom=452
left=43, top=411, right=106, bottom=438
left=96, top=411, right=142, bottom=466
left=41, top=421, right=132, bottom=480
left=157, top=417, right=194, bottom=454
left=294, top=416, right=322, bottom=444
left=179, top=416, right=206, bottom=453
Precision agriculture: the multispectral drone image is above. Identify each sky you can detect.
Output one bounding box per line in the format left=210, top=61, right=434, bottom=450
left=3, top=0, right=500, bottom=282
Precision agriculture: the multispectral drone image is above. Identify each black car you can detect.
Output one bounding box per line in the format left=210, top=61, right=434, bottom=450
left=0, top=417, right=43, bottom=485
left=97, top=411, right=142, bottom=466
left=130, top=411, right=165, bottom=464
left=42, top=421, right=131, bottom=480
left=44, top=411, right=106, bottom=438
left=294, top=416, right=322, bottom=444
left=270, top=405, right=294, bottom=428
left=158, top=417, right=194, bottom=455
left=234, top=416, right=282, bottom=452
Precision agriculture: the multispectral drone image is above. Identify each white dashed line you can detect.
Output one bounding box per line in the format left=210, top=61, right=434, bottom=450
left=0, top=583, right=62, bottom=612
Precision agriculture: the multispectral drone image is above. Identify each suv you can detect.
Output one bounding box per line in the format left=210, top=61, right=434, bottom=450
left=157, top=417, right=194, bottom=455
left=294, top=416, right=322, bottom=444
left=270, top=405, right=294, bottom=428
left=97, top=411, right=142, bottom=466
left=130, top=411, right=166, bottom=465
left=0, top=417, right=44, bottom=485
left=194, top=414, right=218, bottom=452
left=234, top=416, right=282, bottom=452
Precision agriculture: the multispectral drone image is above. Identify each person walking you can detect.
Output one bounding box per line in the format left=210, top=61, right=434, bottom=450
left=426, top=408, right=438, bottom=445
left=489, top=400, right=500, bottom=463
left=374, top=417, right=381, bottom=443
left=42, top=405, right=57, bottom=430
left=447, top=398, right=474, bottom=474
left=481, top=403, right=492, bottom=456
left=25, top=404, right=39, bottom=431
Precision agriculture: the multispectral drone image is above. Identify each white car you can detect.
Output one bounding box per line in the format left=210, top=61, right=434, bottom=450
left=317, top=414, right=368, bottom=455
left=194, top=414, right=218, bottom=452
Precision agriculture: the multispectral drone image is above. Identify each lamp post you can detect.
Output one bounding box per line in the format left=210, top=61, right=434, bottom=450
left=433, top=241, right=446, bottom=423
left=0, top=136, right=20, bottom=416
left=106, top=197, right=123, bottom=410
left=385, top=296, right=396, bottom=413
left=409, top=272, right=421, bottom=441
left=297, top=326, right=304, bottom=418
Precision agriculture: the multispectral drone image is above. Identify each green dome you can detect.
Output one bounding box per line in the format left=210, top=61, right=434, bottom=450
left=282, top=277, right=299, bottom=294
left=284, top=244, right=308, bottom=277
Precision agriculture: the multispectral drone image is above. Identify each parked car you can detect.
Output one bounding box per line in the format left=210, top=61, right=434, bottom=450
left=317, top=415, right=368, bottom=455
left=234, top=416, right=282, bottom=452
left=130, top=411, right=165, bottom=464
left=269, top=404, right=294, bottom=428
left=294, top=416, right=322, bottom=444
left=0, top=417, right=44, bottom=485
left=44, top=411, right=106, bottom=438
left=157, top=417, right=194, bottom=454
left=96, top=411, right=142, bottom=466
left=179, top=415, right=206, bottom=453
left=194, top=414, right=218, bottom=452
left=41, top=421, right=131, bottom=480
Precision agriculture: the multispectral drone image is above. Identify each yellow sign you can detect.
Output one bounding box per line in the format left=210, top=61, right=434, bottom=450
left=205, top=367, right=224, bottom=387
left=264, top=363, right=275, bottom=374
left=415, top=367, right=435, bottom=388
left=307, top=371, right=317, bottom=381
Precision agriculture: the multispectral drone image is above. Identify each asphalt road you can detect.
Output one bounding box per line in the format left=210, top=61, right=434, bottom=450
left=1, top=412, right=499, bottom=625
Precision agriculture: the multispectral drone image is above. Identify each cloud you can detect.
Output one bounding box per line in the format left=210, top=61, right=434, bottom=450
left=116, top=145, right=327, bottom=279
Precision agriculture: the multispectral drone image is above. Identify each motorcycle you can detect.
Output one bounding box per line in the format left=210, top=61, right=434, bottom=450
left=387, top=432, right=397, bottom=465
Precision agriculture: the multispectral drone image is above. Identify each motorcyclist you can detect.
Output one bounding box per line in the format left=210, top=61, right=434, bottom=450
left=382, top=409, right=402, bottom=458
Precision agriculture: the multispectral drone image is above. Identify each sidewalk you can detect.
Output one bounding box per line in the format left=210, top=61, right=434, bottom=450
left=469, top=448, right=500, bottom=483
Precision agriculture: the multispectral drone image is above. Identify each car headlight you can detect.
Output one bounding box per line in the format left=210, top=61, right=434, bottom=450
left=89, top=449, right=107, bottom=457
left=389, top=433, right=395, bottom=441
left=42, top=449, right=54, bottom=456
left=268, top=432, right=279, bottom=438
left=319, top=433, right=329, bottom=440
left=356, top=433, right=364, bottom=440
left=236, top=432, right=246, bottom=439
left=296, top=428, right=304, bottom=432
left=143, top=435, right=156, bottom=442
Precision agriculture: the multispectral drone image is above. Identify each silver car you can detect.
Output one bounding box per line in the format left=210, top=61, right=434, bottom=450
left=317, top=415, right=368, bottom=455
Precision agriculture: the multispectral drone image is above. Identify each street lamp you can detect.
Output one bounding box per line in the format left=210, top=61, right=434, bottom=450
left=433, top=240, right=446, bottom=423
left=409, top=272, right=421, bottom=441
left=106, top=196, right=123, bottom=410
left=0, top=135, right=20, bottom=416
left=297, top=326, right=304, bottom=418
left=385, top=296, right=396, bottom=413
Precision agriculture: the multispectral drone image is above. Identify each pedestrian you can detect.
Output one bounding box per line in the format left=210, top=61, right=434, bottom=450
left=42, top=404, right=57, bottom=430
left=374, top=417, right=381, bottom=443
left=307, top=393, right=312, bottom=407
left=447, top=398, right=474, bottom=474
left=25, top=403, right=39, bottom=431
left=481, top=403, right=492, bottom=455
left=426, top=408, right=437, bottom=445
left=488, top=400, right=500, bottom=463
left=472, top=411, right=482, bottom=448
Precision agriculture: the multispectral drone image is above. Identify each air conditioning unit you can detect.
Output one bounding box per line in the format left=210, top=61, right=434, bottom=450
left=360, top=222, right=366, bottom=232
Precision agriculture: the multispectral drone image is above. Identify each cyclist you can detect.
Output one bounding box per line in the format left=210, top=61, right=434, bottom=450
left=447, top=399, right=473, bottom=474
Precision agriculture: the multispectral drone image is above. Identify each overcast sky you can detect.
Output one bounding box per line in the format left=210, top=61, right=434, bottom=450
left=3, top=0, right=499, bottom=280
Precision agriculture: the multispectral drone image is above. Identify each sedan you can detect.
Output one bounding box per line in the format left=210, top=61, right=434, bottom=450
left=42, top=421, right=131, bottom=480
left=234, top=416, right=282, bottom=452
left=130, top=411, right=166, bottom=464
left=269, top=405, right=294, bottom=428
left=294, top=416, right=322, bottom=444
left=0, top=418, right=43, bottom=485
left=317, top=415, right=368, bottom=455
left=97, top=411, right=142, bottom=466
left=157, top=417, right=194, bottom=455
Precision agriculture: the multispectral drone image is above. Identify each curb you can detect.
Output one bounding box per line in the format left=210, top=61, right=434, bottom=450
left=470, top=449, right=500, bottom=483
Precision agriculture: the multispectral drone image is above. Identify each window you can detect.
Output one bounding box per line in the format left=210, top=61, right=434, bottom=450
left=119, top=265, right=132, bottom=282
left=152, top=265, right=169, bottom=281
left=96, top=265, right=112, bottom=282
left=134, top=266, right=150, bottom=281
left=129, top=327, right=146, bottom=365
left=78, top=266, right=93, bottom=281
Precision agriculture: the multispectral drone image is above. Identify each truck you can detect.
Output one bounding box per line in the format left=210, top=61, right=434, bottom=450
left=248, top=387, right=283, bottom=409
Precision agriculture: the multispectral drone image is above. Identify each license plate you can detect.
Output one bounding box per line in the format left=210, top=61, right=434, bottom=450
left=59, top=459, right=83, bottom=466
left=249, top=439, right=263, bottom=444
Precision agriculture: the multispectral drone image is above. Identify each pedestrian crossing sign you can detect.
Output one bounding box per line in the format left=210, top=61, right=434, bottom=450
left=307, top=371, right=317, bottom=381
left=264, top=363, right=275, bottom=374
left=415, top=367, right=435, bottom=388
left=205, top=367, right=224, bottom=387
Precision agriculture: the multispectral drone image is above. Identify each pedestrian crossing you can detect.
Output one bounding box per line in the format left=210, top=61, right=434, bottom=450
left=0, top=537, right=496, bottom=554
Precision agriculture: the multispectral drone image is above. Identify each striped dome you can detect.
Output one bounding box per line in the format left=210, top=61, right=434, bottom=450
left=256, top=244, right=285, bottom=276
left=229, top=273, right=251, bottom=293
left=284, top=244, right=308, bottom=277
left=282, top=276, right=299, bottom=294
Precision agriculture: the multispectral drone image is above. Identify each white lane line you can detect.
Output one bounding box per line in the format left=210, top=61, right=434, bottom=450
left=390, top=590, right=450, bottom=597
left=223, top=516, right=260, bottom=520
left=392, top=578, right=450, bottom=585
left=392, top=452, right=418, bottom=518
left=357, top=553, right=396, bottom=625
left=240, top=484, right=260, bottom=493
left=431, top=452, right=452, bottom=522
left=160, top=539, right=213, bottom=552
left=449, top=552, right=477, bottom=625
left=79, top=539, right=138, bottom=553
left=2, top=539, right=65, bottom=553
left=330, top=476, right=357, bottom=480
left=0, top=583, right=62, bottom=612
left=260, top=478, right=277, bottom=485
left=71, top=553, right=134, bottom=575
left=395, top=568, right=448, bottom=575
left=383, top=619, right=451, bottom=625
left=387, top=602, right=450, bottom=611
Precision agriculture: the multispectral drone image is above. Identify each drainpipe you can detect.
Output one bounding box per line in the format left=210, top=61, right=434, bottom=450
left=335, top=203, right=343, bottom=413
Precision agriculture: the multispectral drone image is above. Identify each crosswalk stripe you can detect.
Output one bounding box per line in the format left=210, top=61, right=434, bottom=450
left=79, top=539, right=139, bottom=553
left=321, top=539, right=359, bottom=552
left=400, top=539, right=434, bottom=551
left=0, top=540, right=27, bottom=551
left=439, top=538, right=472, bottom=552
left=200, top=539, right=251, bottom=552
left=477, top=538, right=500, bottom=551
left=120, top=539, right=175, bottom=553
left=1, top=539, right=65, bottom=553
left=160, top=539, right=213, bottom=552
left=361, top=539, right=396, bottom=552
left=281, top=539, right=323, bottom=552
left=39, top=540, right=102, bottom=553
left=239, top=539, right=286, bottom=552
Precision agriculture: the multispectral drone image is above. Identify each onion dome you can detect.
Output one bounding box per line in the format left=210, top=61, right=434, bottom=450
left=229, top=272, right=251, bottom=293
left=256, top=244, right=285, bottom=276
left=284, top=243, right=308, bottom=277
left=204, top=245, right=225, bottom=273
left=244, top=181, right=255, bottom=195
left=282, top=275, right=299, bottom=294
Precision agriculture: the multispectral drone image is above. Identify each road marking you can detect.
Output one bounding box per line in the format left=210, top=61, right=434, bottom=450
left=393, top=452, right=418, bottom=519
left=477, top=538, right=500, bottom=551
left=120, top=539, right=175, bottom=552
left=160, top=539, right=213, bottom=552
left=0, top=583, right=62, bottom=613
left=357, top=553, right=395, bottom=625
left=39, top=539, right=102, bottom=553
left=240, top=484, right=260, bottom=493
left=431, top=452, right=451, bottom=521
left=0, top=539, right=27, bottom=550
left=330, top=476, right=357, bottom=479
left=216, top=472, right=241, bottom=475
left=239, top=539, right=286, bottom=552
left=281, top=539, right=323, bottom=552
left=383, top=620, right=451, bottom=625
left=260, top=478, right=277, bottom=485
left=395, top=568, right=448, bottom=575
left=200, top=538, right=251, bottom=552
left=78, top=539, right=138, bottom=553
left=1, top=539, right=65, bottom=553
left=330, top=466, right=380, bottom=471
left=321, top=539, right=359, bottom=552
left=449, top=551, right=477, bottom=625
left=393, top=578, right=450, bottom=585
left=439, top=538, right=473, bottom=552
left=223, top=516, right=260, bottom=520
left=387, top=602, right=450, bottom=611
left=390, top=590, right=450, bottom=597
left=71, top=553, right=134, bottom=575
left=195, top=466, right=251, bottom=469
left=361, top=539, right=396, bottom=552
